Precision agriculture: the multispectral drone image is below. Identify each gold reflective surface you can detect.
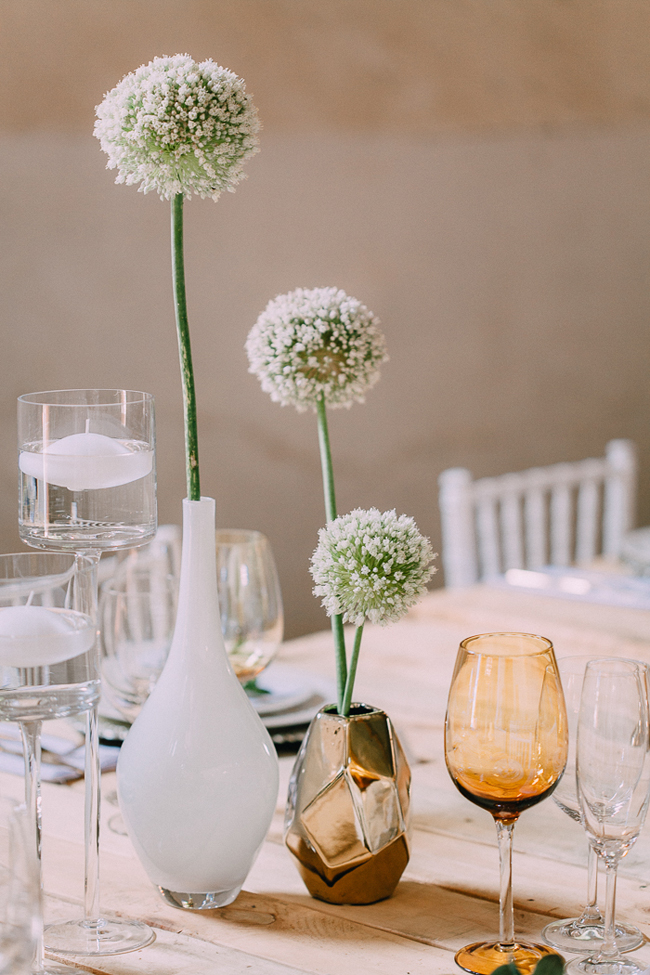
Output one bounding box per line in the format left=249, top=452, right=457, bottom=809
left=284, top=704, right=411, bottom=904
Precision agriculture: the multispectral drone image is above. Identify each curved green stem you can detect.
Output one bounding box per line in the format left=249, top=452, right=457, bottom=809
left=315, top=395, right=347, bottom=712
left=341, top=625, right=364, bottom=717
left=171, top=193, right=200, bottom=501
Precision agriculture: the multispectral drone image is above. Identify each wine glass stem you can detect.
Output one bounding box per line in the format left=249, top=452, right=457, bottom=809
left=600, top=857, right=620, bottom=959
left=81, top=549, right=102, bottom=927
left=495, top=818, right=516, bottom=948
left=21, top=719, right=46, bottom=973
left=84, top=705, right=100, bottom=923
left=582, top=841, right=601, bottom=923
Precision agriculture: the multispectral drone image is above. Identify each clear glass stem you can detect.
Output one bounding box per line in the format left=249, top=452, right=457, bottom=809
left=600, top=857, right=620, bottom=960
left=495, top=818, right=516, bottom=948
left=84, top=706, right=100, bottom=923
left=581, top=841, right=602, bottom=924
left=83, top=549, right=102, bottom=926
left=21, top=719, right=46, bottom=974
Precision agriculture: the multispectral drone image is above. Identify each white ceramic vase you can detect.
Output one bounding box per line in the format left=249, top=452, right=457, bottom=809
left=117, top=497, right=279, bottom=910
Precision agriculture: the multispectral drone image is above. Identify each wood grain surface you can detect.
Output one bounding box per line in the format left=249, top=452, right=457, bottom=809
left=5, top=584, right=650, bottom=975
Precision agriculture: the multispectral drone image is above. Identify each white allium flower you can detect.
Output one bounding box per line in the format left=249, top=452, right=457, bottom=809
left=245, top=287, right=388, bottom=412
left=311, top=508, right=436, bottom=626
left=94, top=54, right=260, bottom=201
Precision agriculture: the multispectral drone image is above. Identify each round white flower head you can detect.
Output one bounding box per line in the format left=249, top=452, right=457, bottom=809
left=94, top=54, right=260, bottom=201
left=245, top=287, right=388, bottom=412
left=310, top=508, right=436, bottom=626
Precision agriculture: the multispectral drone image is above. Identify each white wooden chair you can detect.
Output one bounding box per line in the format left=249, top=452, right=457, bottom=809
left=438, top=440, right=637, bottom=587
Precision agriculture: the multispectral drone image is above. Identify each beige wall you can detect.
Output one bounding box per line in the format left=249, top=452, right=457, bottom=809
left=0, top=2, right=649, bottom=637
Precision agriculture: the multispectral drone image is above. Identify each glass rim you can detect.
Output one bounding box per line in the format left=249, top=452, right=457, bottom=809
left=18, top=389, right=154, bottom=406
left=583, top=656, right=648, bottom=676
left=460, top=631, right=554, bottom=657
left=0, top=552, right=96, bottom=594
left=0, top=551, right=95, bottom=571
left=215, top=529, right=268, bottom=545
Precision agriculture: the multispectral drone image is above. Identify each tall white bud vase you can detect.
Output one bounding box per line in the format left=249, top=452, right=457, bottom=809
left=117, top=497, right=279, bottom=910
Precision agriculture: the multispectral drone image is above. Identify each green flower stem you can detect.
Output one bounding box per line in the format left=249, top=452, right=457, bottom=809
left=316, top=394, right=347, bottom=712
left=171, top=193, right=201, bottom=501
left=341, top=625, right=364, bottom=717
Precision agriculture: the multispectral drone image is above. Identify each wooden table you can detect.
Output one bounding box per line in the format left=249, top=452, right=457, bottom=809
left=4, top=584, right=650, bottom=975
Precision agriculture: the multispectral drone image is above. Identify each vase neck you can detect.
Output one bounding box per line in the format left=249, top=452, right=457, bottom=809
left=170, top=497, right=226, bottom=661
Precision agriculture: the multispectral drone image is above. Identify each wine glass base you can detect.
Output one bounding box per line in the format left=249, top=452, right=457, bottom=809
left=43, top=917, right=155, bottom=956
left=543, top=917, right=644, bottom=954
left=568, top=954, right=648, bottom=975
left=455, top=940, right=563, bottom=975
left=38, top=961, right=93, bottom=975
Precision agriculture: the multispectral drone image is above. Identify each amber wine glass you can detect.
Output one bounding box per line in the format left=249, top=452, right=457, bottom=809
left=445, top=632, right=568, bottom=975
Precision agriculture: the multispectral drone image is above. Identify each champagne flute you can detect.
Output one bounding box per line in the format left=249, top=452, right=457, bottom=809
left=543, top=656, right=643, bottom=953
left=17, top=389, right=156, bottom=957
left=215, top=529, right=283, bottom=683
left=569, top=658, right=650, bottom=975
left=445, top=632, right=568, bottom=975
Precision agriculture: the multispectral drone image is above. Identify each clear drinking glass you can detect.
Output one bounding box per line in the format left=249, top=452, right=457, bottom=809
left=445, top=632, right=568, bottom=975
left=0, top=797, right=41, bottom=975
left=100, top=567, right=177, bottom=722
left=0, top=553, right=98, bottom=975
left=216, top=529, right=283, bottom=683
left=17, top=389, right=155, bottom=958
left=18, top=389, right=156, bottom=551
left=543, top=656, right=643, bottom=954
left=568, top=658, right=650, bottom=975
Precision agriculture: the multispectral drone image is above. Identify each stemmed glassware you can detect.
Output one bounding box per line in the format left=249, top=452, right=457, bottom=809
left=445, top=632, right=568, bottom=975
left=569, top=658, right=650, bottom=975
left=17, top=389, right=156, bottom=958
left=0, top=796, right=41, bottom=975
left=0, top=553, right=98, bottom=974
left=215, top=529, right=283, bottom=683
left=543, top=657, right=643, bottom=954
left=100, top=566, right=177, bottom=722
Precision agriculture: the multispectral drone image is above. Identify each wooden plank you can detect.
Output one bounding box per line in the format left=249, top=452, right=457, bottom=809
left=46, top=924, right=317, bottom=975
left=38, top=824, right=459, bottom=975
left=248, top=831, right=650, bottom=960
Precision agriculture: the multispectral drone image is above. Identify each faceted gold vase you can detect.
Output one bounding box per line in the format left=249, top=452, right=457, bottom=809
left=284, top=704, right=411, bottom=904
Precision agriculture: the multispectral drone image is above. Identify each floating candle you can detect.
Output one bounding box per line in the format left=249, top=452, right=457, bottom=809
left=0, top=605, right=95, bottom=668
left=19, top=432, right=153, bottom=492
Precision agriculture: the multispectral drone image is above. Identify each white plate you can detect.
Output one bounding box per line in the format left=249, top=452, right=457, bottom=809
left=93, top=664, right=335, bottom=741
left=247, top=664, right=331, bottom=717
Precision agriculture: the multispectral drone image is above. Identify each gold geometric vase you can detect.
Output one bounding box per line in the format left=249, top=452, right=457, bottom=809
left=284, top=704, right=411, bottom=904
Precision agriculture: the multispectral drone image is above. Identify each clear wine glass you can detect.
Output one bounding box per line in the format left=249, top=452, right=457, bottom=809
left=445, top=632, right=568, bottom=975
left=215, top=529, right=283, bottom=683
left=100, top=566, right=177, bottom=722
left=543, top=656, right=643, bottom=954
left=17, top=389, right=156, bottom=958
left=0, top=797, right=41, bottom=975
left=0, top=552, right=98, bottom=975
left=568, top=658, right=650, bottom=975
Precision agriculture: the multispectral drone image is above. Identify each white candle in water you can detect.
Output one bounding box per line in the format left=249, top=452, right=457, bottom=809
left=0, top=606, right=95, bottom=668
left=19, top=432, right=153, bottom=492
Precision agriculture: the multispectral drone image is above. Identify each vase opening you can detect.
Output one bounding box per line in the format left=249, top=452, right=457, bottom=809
left=322, top=702, right=377, bottom=717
